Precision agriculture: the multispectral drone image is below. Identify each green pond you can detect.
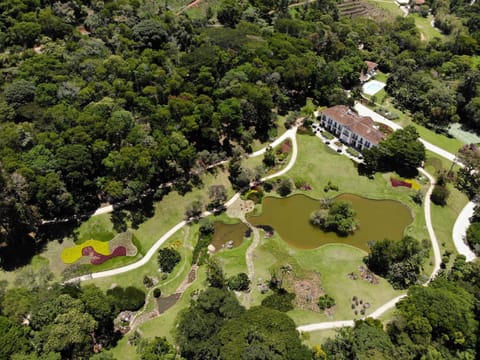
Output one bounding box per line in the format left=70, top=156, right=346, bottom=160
left=247, top=194, right=413, bottom=252
left=211, top=221, right=250, bottom=251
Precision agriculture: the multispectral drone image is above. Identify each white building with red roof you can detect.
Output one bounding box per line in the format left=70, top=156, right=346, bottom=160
left=320, top=105, right=385, bottom=150
left=359, top=61, right=378, bottom=83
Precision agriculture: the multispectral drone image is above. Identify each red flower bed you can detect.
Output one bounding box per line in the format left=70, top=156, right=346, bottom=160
left=281, top=139, right=292, bottom=153
left=82, top=246, right=127, bottom=265
left=390, top=178, right=412, bottom=188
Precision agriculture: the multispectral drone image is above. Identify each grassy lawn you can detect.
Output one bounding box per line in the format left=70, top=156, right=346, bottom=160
left=242, top=152, right=264, bottom=172
left=75, top=215, right=116, bottom=242
left=247, top=233, right=404, bottom=324
left=59, top=169, right=233, bottom=277
left=430, top=184, right=469, bottom=257
left=424, top=150, right=457, bottom=175
left=413, top=124, right=463, bottom=155
left=366, top=0, right=403, bottom=16
left=215, top=236, right=250, bottom=277
left=374, top=71, right=388, bottom=83
left=291, top=244, right=404, bottom=322
left=411, top=14, right=444, bottom=42
left=423, top=150, right=468, bottom=262
left=131, top=170, right=234, bottom=254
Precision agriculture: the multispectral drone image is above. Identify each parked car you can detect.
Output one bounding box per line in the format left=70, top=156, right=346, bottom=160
left=325, top=141, right=330, bottom=145
left=336, top=148, right=342, bottom=153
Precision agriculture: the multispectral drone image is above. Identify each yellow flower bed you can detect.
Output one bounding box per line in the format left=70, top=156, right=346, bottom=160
left=61, top=240, right=111, bottom=264
left=405, top=179, right=421, bottom=190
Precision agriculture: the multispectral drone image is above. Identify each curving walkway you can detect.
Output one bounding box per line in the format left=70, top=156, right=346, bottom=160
left=68, top=128, right=298, bottom=283
left=418, top=168, right=442, bottom=281
left=452, top=202, right=477, bottom=262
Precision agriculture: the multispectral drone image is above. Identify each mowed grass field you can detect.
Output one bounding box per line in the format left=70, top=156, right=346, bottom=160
left=412, top=14, right=445, bottom=42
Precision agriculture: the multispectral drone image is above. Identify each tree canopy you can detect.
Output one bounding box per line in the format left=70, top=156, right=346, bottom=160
left=362, top=126, right=426, bottom=176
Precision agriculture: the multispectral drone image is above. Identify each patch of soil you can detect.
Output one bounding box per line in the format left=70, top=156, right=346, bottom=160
left=359, top=265, right=379, bottom=285
left=157, top=293, right=181, bottom=314
left=288, top=272, right=323, bottom=312
left=187, top=268, right=196, bottom=283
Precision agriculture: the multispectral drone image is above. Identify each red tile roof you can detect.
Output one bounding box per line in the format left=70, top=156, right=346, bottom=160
left=322, top=105, right=385, bottom=145
left=365, top=61, right=378, bottom=71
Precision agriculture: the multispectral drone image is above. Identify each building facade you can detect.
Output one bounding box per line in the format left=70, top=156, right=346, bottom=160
left=320, top=105, right=385, bottom=150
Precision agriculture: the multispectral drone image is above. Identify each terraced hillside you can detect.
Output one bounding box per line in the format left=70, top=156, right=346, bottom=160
left=338, top=0, right=369, bottom=17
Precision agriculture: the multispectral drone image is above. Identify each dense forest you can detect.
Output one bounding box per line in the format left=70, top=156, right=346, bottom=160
left=1, top=0, right=480, bottom=359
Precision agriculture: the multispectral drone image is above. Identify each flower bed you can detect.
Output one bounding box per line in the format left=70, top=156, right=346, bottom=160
left=61, top=232, right=137, bottom=265
left=390, top=177, right=421, bottom=190
left=85, top=246, right=127, bottom=265
left=281, top=139, right=292, bottom=153
left=390, top=178, right=411, bottom=188
left=61, top=240, right=110, bottom=264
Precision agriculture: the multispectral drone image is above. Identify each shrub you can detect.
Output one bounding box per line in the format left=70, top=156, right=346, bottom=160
left=318, top=294, right=335, bottom=310
left=227, top=273, right=250, bottom=292
left=431, top=185, right=449, bottom=206
left=466, top=222, right=480, bottom=255
left=158, top=248, right=181, bottom=273
left=192, top=231, right=213, bottom=265
left=261, top=290, right=295, bottom=312
left=294, top=177, right=307, bottom=189
left=277, top=178, right=293, bottom=197
left=323, top=181, right=339, bottom=192
left=143, top=276, right=153, bottom=288
left=107, top=286, right=146, bottom=312
left=263, top=146, right=276, bottom=167
left=411, top=190, right=423, bottom=205
left=263, top=181, right=274, bottom=192
left=346, top=147, right=360, bottom=157
left=322, top=131, right=335, bottom=140
left=153, top=288, right=161, bottom=298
